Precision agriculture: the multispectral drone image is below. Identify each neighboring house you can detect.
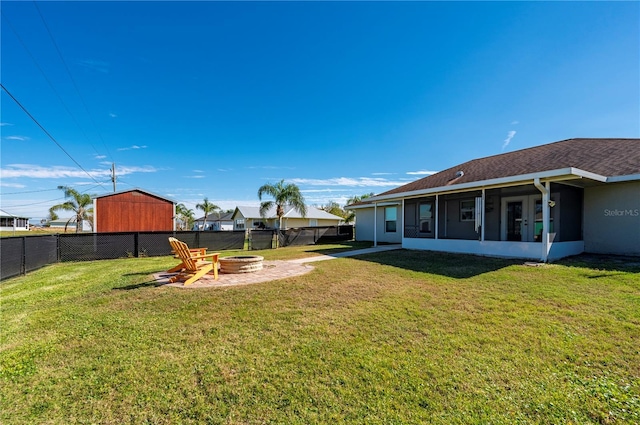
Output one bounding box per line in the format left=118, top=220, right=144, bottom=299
left=49, top=218, right=92, bottom=232
left=0, top=209, right=29, bottom=231
left=93, top=188, right=176, bottom=232
left=193, top=212, right=234, bottom=231
left=231, top=205, right=344, bottom=230
left=346, top=138, right=640, bottom=261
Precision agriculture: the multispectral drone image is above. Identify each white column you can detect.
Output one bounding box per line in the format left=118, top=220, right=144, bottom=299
left=435, top=195, right=439, bottom=240
left=373, top=203, right=378, bottom=247
left=481, top=189, right=486, bottom=241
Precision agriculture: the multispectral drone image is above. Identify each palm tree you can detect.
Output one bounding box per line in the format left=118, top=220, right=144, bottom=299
left=49, top=186, right=94, bottom=233
left=195, top=197, right=219, bottom=231
left=345, top=192, right=374, bottom=224
left=176, top=203, right=195, bottom=230
left=257, top=179, right=306, bottom=229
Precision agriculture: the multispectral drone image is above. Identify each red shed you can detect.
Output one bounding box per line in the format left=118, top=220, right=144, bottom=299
left=93, top=189, right=175, bottom=233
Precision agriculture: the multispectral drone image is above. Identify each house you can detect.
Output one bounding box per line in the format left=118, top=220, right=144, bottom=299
left=231, top=205, right=344, bottom=230
left=0, top=209, right=29, bottom=231
left=49, top=218, right=92, bottom=232
left=193, top=212, right=234, bottom=231
left=346, top=138, right=640, bottom=261
left=93, top=188, right=176, bottom=232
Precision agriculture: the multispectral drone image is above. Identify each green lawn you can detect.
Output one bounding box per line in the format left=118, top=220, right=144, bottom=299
left=1, top=246, right=639, bottom=424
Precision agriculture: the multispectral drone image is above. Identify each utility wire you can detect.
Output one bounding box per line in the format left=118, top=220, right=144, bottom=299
left=32, top=1, right=115, bottom=163
left=1, top=10, right=106, bottom=162
left=1, top=83, right=109, bottom=191
left=1, top=188, right=62, bottom=195
left=1, top=184, right=104, bottom=208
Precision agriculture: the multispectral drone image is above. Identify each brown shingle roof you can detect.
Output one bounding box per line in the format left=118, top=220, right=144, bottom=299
left=378, top=138, right=640, bottom=197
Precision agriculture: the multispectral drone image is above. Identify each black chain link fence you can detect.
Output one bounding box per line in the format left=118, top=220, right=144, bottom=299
left=1, top=226, right=352, bottom=281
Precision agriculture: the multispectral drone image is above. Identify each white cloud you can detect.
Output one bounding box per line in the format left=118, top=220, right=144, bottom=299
left=117, top=145, right=147, bottom=151
left=192, top=170, right=204, bottom=173
left=0, top=182, right=26, bottom=188
left=406, top=170, right=438, bottom=176
left=0, top=164, right=158, bottom=179
left=184, top=175, right=205, bottom=179
left=0, top=122, right=13, bottom=126
left=371, top=172, right=395, bottom=176
left=511, top=120, right=519, bottom=125
left=289, top=177, right=410, bottom=187
left=4, top=136, right=29, bottom=141
left=109, top=113, right=117, bottom=118
left=94, top=155, right=107, bottom=160
left=502, top=130, right=517, bottom=150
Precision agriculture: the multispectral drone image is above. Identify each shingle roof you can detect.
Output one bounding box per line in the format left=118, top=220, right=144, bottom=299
left=379, top=138, right=640, bottom=197
left=235, top=205, right=344, bottom=220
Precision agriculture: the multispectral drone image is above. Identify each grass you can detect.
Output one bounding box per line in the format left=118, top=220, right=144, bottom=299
left=1, top=245, right=639, bottom=424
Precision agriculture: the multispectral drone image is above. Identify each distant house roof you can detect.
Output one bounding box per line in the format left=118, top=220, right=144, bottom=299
left=234, top=205, right=344, bottom=221
left=93, top=188, right=176, bottom=203
left=367, top=138, right=640, bottom=202
left=0, top=209, right=29, bottom=219
left=194, top=212, right=234, bottom=222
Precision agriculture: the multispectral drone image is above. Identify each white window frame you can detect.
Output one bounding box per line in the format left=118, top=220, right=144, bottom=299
left=385, top=207, right=397, bottom=233
left=460, top=200, right=476, bottom=222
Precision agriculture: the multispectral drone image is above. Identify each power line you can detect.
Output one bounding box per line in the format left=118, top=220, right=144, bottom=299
left=0, top=10, right=107, bottom=162
left=1, top=188, right=61, bottom=195
left=1, top=83, right=109, bottom=191
left=32, top=1, right=115, bottom=163
left=1, top=184, right=104, bottom=208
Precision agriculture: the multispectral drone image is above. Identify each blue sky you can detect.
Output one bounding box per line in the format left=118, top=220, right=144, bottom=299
left=1, top=1, right=638, bottom=222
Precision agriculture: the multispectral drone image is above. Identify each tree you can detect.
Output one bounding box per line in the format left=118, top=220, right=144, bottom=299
left=49, top=186, right=94, bottom=233
left=195, top=197, right=219, bottom=231
left=321, top=201, right=347, bottom=219
left=40, top=210, right=59, bottom=227
left=176, top=203, right=195, bottom=230
left=258, top=179, right=306, bottom=230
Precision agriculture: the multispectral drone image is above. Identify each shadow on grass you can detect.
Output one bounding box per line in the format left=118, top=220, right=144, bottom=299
left=114, top=270, right=170, bottom=290
left=114, top=279, right=168, bottom=290
left=353, top=250, right=640, bottom=278
left=351, top=249, right=521, bottom=279
left=555, top=254, right=640, bottom=274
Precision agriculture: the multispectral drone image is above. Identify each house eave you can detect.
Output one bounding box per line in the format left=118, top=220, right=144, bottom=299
left=607, top=173, right=640, bottom=183
left=367, top=167, right=608, bottom=203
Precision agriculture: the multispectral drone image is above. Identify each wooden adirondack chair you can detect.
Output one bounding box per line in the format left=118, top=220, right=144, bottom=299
left=167, top=237, right=219, bottom=285
left=167, top=245, right=207, bottom=273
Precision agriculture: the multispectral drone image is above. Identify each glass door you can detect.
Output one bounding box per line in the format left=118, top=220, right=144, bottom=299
left=506, top=201, right=524, bottom=241
left=501, top=196, right=531, bottom=242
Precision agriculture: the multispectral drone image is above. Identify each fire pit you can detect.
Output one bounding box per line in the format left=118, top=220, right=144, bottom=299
left=219, top=255, right=264, bottom=274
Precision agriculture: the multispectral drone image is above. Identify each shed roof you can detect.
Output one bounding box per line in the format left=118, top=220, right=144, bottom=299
left=377, top=138, right=640, bottom=198
left=93, top=188, right=176, bottom=203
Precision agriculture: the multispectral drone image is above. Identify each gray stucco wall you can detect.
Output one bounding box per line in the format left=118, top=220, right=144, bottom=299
left=353, top=205, right=402, bottom=243
left=584, top=181, right=640, bottom=256
left=353, top=208, right=374, bottom=241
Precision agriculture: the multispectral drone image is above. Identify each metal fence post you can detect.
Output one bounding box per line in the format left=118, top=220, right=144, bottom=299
left=21, top=236, right=26, bottom=276
left=134, top=233, right=139, bottom=257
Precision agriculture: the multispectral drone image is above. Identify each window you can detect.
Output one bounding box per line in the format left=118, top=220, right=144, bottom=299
left=252, top=220, right=265, bottom=229
left=460, top=200, right=475, bottom=221
left=385, top=207, right=397, bottom=232
left=419, top=203, right=433, bottom=234
left=235, top=219, right=245, bottom=229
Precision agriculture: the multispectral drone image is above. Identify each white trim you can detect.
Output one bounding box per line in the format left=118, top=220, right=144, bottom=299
left=345, top=201, right=400, bottom=210
left=93, top=198, right=98, bottom=233
left=373, top=204, right=378, bottom=247
left=607, top=173, right=640, bottom=183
